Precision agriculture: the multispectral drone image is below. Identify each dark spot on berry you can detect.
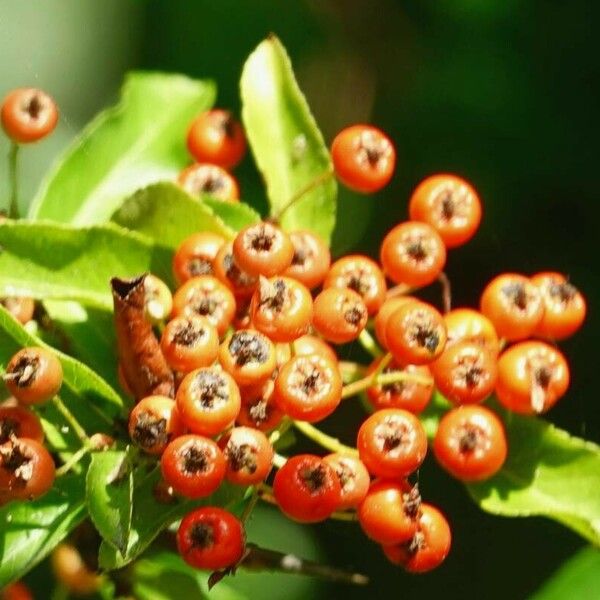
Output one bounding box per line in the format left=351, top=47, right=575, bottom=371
left=406, top=240, right=427, bottom=261
left=217, top=111, right=236, bottom=139
left=172, top=320, right=205, bottom=347
left=224, top=253, right=255, bottom=288
left=26, top=94, right=42, bottom=120
left=187, top=257, right=213, bottom=277
left=549, top=282, right=577, bottom=304
left=192, top=297, right=217, bottom=316
left=502, top=282, right=528, bottom=311
left=229, top=331, right=269, bottom=365
left=344, top=306, right=365, bottom=326
left=404, top=530, right=426, bottom=555
left=458, top=426, right=483, bottom=453
left=440, top=190, right=455, bottom=220
left=0, top=418, right=18, bottom=444
left=334, top=461, right=355, bottom=490
left=347, top=273, right=370, bottom=296
left=413, top=326, right=440, bottom=353
left=291, top=247, right=308, bottom=267
left=189, top=522, right=215, bottom=549
left=300, top=465, right=327, bottom=492
left=226, top=442, right=258, bottom=474
left=132, top=412, right=168, bottom=450
left=181, top=444, right=209, bottom=474
left=402, top=484, right=422, bottom=519
left=535, top=366, right=552, bottom=389
left=8, top=353, right=40, bottom=388
left=192, top=371, right=229, bottom=409
left=463, top=366, right=483, bottom=388
left=259, top=278, right=287, bottom=311
left=250, top=226, right=275, bottom=252
left=301, top=369, right=321, bottom=394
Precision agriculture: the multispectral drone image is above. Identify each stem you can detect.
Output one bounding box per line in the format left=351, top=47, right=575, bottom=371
left=272, top=169, right=334, bottom=221
left=386, top=283, right=414, bottom=299
left=338, top=361, right=366, bottom=382
left=241, top=544, right=368, bottom=585
left=341, top=366, right=432, bottom=399
left=268, top=417, right=292, bottom=446
left=241, top=487, right=260, bottom=523
left=51, top=396, right=89, bottom=445
left=8, top=142, right=20, bottom=219
left=55, top=445, right=91, bottom=476
left=357, top=329, right=383, bottom=359
left=438, top=271, right=452, bottom=314
left=272, top=452, right=287, bottom=468
left=292, top=420, right=358, bottom=456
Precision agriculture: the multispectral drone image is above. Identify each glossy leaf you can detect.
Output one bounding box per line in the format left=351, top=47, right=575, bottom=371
left=529, top=547, right=600, bottom=600
left=98, top=467, right=244, bottom=570
left=0, top=474, right=86, bottom=588
left=466, top=406, right=600, bottom=546
left=86, top=449, right=134, bottom=555
left=29, top=72, right=215, bottom=224
left=111, top=183, right=236, bottom=249
left=203, top=197, right=262, bottom=231
left=42, top=300, right=120, bottom=390
left=133, top=551, right=247, bottom=600
left=0, top=220, right=172, bottom=311
left=241, top=36, right=336, bottom=242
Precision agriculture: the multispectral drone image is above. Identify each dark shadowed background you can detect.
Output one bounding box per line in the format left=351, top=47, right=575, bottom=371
left=1, top=1, right=599, bottom=598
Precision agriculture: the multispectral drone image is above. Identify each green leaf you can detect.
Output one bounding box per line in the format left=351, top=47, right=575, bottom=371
left=0, top=474, right=86, bottom=588
left=529, top=547, right=600, bottom=600
left=0, top=220, right=172, bottom=311
left=240, top=36, right=337, bottom=242
left=203, top=197, right=262, bottom=231
left=42, top=301, right=119, bottom=390
left=29, top=72, right=216, bottom=224
left=466, top=406, right=600, bottom=546
left=132, top=551, right=247, bottom=600
left=98, top=467, right=244, bottom=570
left=0, top=305, right=124, bottom=444
left=111, top=183, right=236, bottom=249
left=86, top=449, right=134, bottom=555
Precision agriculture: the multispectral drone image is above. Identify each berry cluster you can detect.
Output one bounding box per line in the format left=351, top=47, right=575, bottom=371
left=0, top=90, right=587, bottom=588
left=1, top=347, right=62, bottom=504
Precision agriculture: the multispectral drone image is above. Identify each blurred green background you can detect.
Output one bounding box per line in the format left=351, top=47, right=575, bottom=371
left=1, top=0, right=599, bottom=598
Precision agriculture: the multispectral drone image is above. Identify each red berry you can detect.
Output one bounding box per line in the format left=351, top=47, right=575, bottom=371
left=496, top=341, right=569, bottom=414
left=0, top=297, right=35, bottom=325
left=177, top=506, right=245, bottom=570
left=358, top=480, right=420, bottom=545
left=480, top=273, right=543, bottom=341
left=218, top=426, right=274, bottom=486
left=1, top=88, right=58, bottom=143
left=219, top=329, right=276, bottom=386
left=374, top=296, right=419, bottom=349
left=531, top=272, right=586, bottom=340
left=273, top=454, right=341, bottom=523
left=176, top=367, right=241, bottom=436
left=186, top=109, right=246, bottom=169
left=324, top=255, right=387, bottom=315
left=233, top=223, right=294, bottom=278
left=443, top=308, right=500, bottom=356
left=380, top=221, right=446, bottom=288
left=128, top=396, right=183, bottom=455
left=173, top=232, right=225, bottom=285
left=4, top=347, right=63, bottom=405
left=0, top=405, right=44, bottom=444
left=331, top=125, right=395, bottom=193
left=161, top=434, right=226, bottom=498
left=283, top=230, right=331, bottom=290
left=213, top=242, right=258, bottom=299
left=382, top=503, right=452, bottom=573
left=274, top=354, right=342, bottom=422
left=357, top=408, right=427, bottom=478
left=178, top=163, right=239, bottom=201
left=0, top=437, right=55, bottom=501
left=237, top=379, right=283, bottom=432
left=433, top=405, right=507, bottom=481
left=312, top=288, right=368, bottom=344
left=323, top=453, right=370, bottom=509
left=408, top=174, right=482, bottom=248
left=386, top=301, right=447, bottom=365
left=430, top=341, right=497, bottom=405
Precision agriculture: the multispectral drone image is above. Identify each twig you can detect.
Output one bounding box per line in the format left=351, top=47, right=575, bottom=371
left=438, top=271, right=452, bottom=314
left=241, top=544, right=368, bottom=586
left=8, top=142, right=19, bottom=219
left=292, top=420, right=358, bottom=456
left=357, top=329, right=383, bottom=359
left=56, top=444, right=91, bottom=476
left=341, top=366, right=432, bottom=399
left=52, top=396, right=89, bottom=445
left=272, top=169, right=334, bottom=221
